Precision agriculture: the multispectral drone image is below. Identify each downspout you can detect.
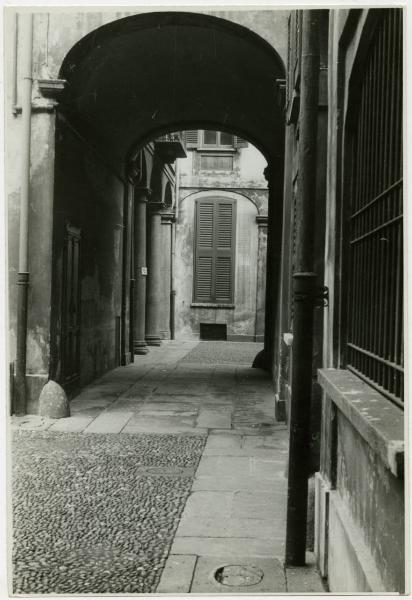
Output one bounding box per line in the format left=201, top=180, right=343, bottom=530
left=15, top=13, right=33, bottom=415
left=285, top=10, right=320, bottom=566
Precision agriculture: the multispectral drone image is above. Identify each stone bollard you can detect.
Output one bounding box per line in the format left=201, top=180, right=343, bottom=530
left=38, top=380, right=70, bottom=418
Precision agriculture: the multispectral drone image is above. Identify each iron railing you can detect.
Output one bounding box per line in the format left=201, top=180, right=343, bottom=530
left=346, top=9, right=403, bottom=406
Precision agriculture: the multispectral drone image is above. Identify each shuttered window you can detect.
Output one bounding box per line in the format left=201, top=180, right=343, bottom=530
left=184, top=130, right=248, bottom=150
left=194, top=199, right=236, bottom=303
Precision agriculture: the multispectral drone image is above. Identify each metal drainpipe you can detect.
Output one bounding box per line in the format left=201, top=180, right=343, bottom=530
left=285, top=9, right=320, bottom=566
left=15, top=13, right=33, bottom=416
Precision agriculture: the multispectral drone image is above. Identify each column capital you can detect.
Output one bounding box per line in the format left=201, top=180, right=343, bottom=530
left=134, top=186, right=152, bottom=202
left=256, top=215, right=268, bottom=227
left=148, top=201, right=166, bottom=214
left=161, top=212, right=175, bottom=224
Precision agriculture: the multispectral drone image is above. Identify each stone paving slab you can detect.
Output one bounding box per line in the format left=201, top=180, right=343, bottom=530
left=122, top=415, right=207, bottom=435
left=192, top=475, right=287, bottom=493
left=197, top=409, right=232, bottom=429
left=156, top=554, right=198, bottom=593
left=176, top=515, right=284, bottom=539
left=196, top=455, right=254, bottom=477
left=171, top=536, right=285, bottom=558
left=190, top=556, right=287, bottom=593
left=83, top=411, right=133, bottom=433
left=232, top=490, right=287, bottom=520
left=48, top=414, right=96, bottom=433
left=183, top=491, right=233, bottom=519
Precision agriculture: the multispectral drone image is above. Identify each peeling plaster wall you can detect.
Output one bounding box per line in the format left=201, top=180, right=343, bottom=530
left=51, top=118, right=124, bottom=391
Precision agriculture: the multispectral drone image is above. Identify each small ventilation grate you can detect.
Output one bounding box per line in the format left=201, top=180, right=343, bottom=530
left=199, top=323, right=227, bottom=341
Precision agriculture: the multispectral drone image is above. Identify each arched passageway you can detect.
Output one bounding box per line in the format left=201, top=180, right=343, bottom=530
left=58, top=12, right=285, bottom=162
left=48, top=12, right=286, bottom=392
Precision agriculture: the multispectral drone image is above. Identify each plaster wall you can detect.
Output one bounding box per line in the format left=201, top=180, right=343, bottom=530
left=51, top=118, right=124, bottom=392
left=174, top=191, right=262, bottom=340
left=179, top=144, right=268, bottom=191
left=5, top=9, right=288, bottom=94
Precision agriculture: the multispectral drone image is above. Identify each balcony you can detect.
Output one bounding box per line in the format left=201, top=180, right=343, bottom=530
left=154, top=133, right=187, bottom=163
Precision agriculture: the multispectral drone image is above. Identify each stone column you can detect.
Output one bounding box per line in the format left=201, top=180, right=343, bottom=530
left=255, top=215, right=268, bottom=341
left=21, top=79, right=66, bottom=413
left=133, top=187, right=150, bottom=354
left=145, top=203, right=164, bottom=346
left=159, top=212, right=174, bottom=339
left=253, top=161, right=284, bottom=372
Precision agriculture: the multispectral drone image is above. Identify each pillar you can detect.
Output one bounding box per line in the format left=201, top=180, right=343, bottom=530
left=252, top=160, right=284, bottom=373
left=158, top=212, right=174, bottom=339
left=255, top=215, right=268, bottom=341
left=12, top=78, right=66, bottom=414
left=133, top=187, right=150, bottom=354
left=145, top=203, right=164, bottom=346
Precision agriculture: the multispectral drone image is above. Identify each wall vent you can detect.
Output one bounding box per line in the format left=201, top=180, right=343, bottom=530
left=200, top=323, right=227, bottom=341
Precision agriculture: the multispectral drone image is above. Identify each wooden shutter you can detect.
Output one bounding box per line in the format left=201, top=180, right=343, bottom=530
left=185, top=130, right=199, bottom=149
left=235, top=136, right=248, bottom=148
left=215, top=202, right=234, bottom=301
left=194, top=202, right=214, bottom=302
left=194, top=199, right=236, bottom=303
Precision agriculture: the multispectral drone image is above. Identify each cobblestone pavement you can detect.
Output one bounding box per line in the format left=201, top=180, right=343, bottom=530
left=12, top=431, right=205, bottom=594
left=180, top=340, right=263, bottom=364
left=11, top=341, right=324, bottom=594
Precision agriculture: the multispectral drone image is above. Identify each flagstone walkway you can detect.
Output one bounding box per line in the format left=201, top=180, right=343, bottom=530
left=11, top=341, right=324, bottom=594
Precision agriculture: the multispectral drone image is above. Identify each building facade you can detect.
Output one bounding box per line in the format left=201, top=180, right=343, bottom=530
left=173, top=130, right=268, bottom=342
left=280, top=9, right=404, bottom=592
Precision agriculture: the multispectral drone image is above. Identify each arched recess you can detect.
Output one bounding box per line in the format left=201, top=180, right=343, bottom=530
left=51, top=10, right=286, bottom=391
left=164, top=182, right=174, bottom=208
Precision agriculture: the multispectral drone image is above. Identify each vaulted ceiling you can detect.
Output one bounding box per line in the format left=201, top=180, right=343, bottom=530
left=59, top=12, right=286, bottom=164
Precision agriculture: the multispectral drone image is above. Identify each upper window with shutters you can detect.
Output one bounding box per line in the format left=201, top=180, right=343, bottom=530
left=184, top=130, right=248, bottom=173
left=193, top=198, right=236, bottom=305
left=185, top=130, right=248, bottom=150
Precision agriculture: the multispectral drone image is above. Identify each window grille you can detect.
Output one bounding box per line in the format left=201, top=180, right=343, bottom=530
left=346, top=9, right=403, bottom=406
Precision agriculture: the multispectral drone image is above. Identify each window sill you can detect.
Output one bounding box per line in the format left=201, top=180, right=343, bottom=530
left=318, top=368, right=404, bottom=478
left=191, top=303, right=235, bottom=309
left=198, top=147, right=237, bottom=153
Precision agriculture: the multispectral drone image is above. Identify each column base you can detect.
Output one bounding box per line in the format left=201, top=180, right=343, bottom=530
left=145, top=335, right=162, bottom=347
left=252, top=349, right=270, bottom=370
left=133, top=341, right=149, bottom=355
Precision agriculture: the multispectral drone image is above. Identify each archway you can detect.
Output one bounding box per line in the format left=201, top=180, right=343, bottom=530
left=50, top=10, right=285, bottom=394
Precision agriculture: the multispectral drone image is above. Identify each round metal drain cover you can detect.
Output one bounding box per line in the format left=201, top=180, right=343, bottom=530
left=214, top=565, right=264, bottom=587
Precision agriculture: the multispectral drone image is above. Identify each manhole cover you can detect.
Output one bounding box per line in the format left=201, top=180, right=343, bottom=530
left=214, top=565, right=264, bottom=587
